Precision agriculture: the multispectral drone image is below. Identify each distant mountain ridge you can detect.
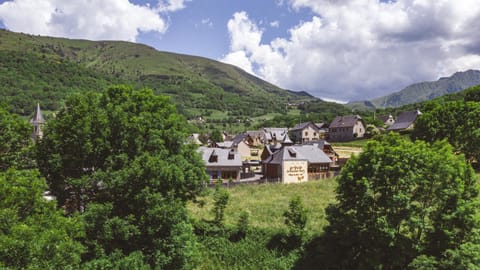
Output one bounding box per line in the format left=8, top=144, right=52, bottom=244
left=347, top=70, right=480, bottom=110
left=0, top=29, right=315, bottom=117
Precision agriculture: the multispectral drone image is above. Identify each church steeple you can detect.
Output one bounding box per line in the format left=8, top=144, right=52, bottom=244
left=30, top=103, right=45, bottom=140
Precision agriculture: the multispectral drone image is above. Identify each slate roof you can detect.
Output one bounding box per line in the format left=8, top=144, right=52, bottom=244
left=290, top=121, right=319, bottom=131
left=315, top=123, right=328, bottom=129
left=263, top=127, right=289, bottom=142
left=388, top=110, right=421, bottom=131
left=198, top=147, right=242, bottom=167
left=231, top=133, right=247, bottom=146
left=216, top=141, right=234, bottom=148
left=264, top=145, right=332, bottom=165
left=329, top=115, right=362, bottom=129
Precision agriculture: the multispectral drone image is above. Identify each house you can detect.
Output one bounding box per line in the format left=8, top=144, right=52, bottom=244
left=378, top=115, right=395, bottom=127
left=30, top=103, right=45, bottom=140
left=260, top=133, right=294, bottom=161
left=315, top=123, right=329, bottom=139
left=263, top=144, right=334, bottom=183
left=329, top=115, right=366, bottom=141
left=231, top=131, right=264, bottom=161
left=187, top=133, right=202, bottom=145
left=263, top=127, right=290, bottom=145
left=222, top=131, right=234, bottom=142
left=289, top=122, right=320, bottom=143
left=388, top=110, right=422, bottom=131
left=303, top=140, right=339, bottom=166
left=198, top=147, right=242, bottom=181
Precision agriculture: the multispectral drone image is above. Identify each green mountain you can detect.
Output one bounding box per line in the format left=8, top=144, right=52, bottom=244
left=369, top=70, right=480, bottom=108
left=0, top=29, right=316, bottom=117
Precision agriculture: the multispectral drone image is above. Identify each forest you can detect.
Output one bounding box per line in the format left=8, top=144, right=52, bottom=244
left=1, top=85, right=480, bottom=269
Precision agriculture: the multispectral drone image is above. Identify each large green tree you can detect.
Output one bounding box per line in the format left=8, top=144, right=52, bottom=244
left=321, top=133, right=479, bottom=269
left=0, top=107, right=33, bottom=171
left=412, top=100, right=480, bottom=162
left=36, top=85, right=208, bottom=268
left=0, top=169, right=84, bottom=269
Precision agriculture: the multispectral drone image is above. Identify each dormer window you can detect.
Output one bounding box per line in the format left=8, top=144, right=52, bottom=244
left=287, top=148, right=297, bottom=158
left=209, top=150, right=218, bottom=163
left=228, top=149, right=235, bottom=160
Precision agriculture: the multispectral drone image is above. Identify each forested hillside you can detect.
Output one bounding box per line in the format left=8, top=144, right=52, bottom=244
left=0, top=29, right=315, bottom=119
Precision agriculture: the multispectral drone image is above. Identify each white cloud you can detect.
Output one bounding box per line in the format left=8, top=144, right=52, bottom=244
left=222, top=50, right=254, bottom=74
left=201, top=18, right=213, bottom=27
left=0, top=0, right=176, bottom=42
left=221, top=1, right=480, bottom=101
left=156, top=0, right=190, bottom=12
left=270, top=20, right=280, bottom=28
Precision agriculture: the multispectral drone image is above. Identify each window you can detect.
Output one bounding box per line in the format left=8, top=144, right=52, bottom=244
left=304, top=131, right=308, bottom=136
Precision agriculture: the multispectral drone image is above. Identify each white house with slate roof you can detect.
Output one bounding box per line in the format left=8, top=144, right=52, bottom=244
left=329, top=115, right=365, bottom=141
left=263, top=144, right=333, bottom=183
left=198, top=147, right=243, bottom=181
left=289, top=122, right=320, bottom=143
left=388, top=110, right=422, bottom=131
left=263, top=127, right=289, bottom=145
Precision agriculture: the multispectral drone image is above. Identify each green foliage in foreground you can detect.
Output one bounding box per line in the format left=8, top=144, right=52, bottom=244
left=316, top=133, right=480, bottom=269
left=35, top=85, right=208, bottom=269
left=0, top=106, right=33, bottom=171
left=0, top=169, right=84, bottom=269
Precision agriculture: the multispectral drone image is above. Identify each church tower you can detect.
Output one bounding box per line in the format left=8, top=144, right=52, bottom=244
left=30, top=103, right=45, bottom=140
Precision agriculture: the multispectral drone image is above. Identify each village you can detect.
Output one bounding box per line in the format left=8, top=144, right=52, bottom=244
left=30, top=103, right=422, bottom=186
left=189, top=110, right=423, bottom=184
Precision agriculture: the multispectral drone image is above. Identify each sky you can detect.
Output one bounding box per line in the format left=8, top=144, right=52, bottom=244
left=0, top=0, right=480, bottom=102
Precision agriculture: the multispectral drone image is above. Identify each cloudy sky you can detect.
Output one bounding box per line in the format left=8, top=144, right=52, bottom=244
left=1, top=0, right=479, bottom=102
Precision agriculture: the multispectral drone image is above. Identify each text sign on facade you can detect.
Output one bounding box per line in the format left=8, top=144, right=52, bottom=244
left=283, top=160, right=307, bottom=184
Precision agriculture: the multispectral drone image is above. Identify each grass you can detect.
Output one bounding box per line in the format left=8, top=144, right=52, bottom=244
left=331, top=137, right=372, bottom=148
left=188, top=178, right=337, bottom=234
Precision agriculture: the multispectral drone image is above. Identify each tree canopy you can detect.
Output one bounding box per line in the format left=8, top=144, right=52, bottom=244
left=0, top=169, right=85, bottom=269
left=35, top=85, right=208, bottom=268
left=0, top=107, right=33, bottom=171
left=412, top=100, right=480, bottom=162
left=321, top=133, right=480, bottom=269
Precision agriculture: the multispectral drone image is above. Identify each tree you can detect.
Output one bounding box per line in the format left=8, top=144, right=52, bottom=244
left=0, top=169, right=85, bottom=269
left=412, top=101, right=480, bottom=162
left=0, top=107, right=33, bottom=171
left=322, top=133, right=479, bottom=269
left=210, top=128, right=223, bottom=143
left=212, top=183, right=230, bottom=226
left=463, top=85, right=480, bottom=102
left=284, top=196, right=308, bottom=238
left=36, top=85, right=208, bottom=268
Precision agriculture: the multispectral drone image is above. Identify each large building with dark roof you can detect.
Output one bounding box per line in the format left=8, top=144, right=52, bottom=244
left=289, top=121, right=320, bottom=143
left=388, top=110, right=422, bottom=131
left=262, top=144, right=334, bottom=183
left=198, top=147, right=243, bottom=181
left=329, top=115, right=365, bottom=141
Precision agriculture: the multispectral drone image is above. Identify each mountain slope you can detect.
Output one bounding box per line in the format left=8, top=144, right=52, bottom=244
left=369, top=70, right=480, bottom=108
left=0, top=29, right=315, bottom=117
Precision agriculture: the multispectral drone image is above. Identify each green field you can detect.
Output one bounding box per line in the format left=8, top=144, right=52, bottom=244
left=188, top=178, right=337, bottom=234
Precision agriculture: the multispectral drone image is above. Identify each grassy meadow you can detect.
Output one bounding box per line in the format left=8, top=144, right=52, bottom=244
left=188, top=178, right=337, bottom=234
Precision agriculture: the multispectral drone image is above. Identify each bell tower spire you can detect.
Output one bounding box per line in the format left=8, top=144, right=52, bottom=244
left=30, top=103, right=45, bottom=140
